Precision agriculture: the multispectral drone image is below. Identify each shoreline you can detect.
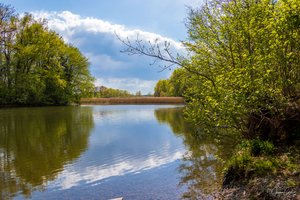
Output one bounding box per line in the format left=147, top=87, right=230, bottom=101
left=0, top=97, right=185, bottom=108
left=80, top=97, right=185, bottom=105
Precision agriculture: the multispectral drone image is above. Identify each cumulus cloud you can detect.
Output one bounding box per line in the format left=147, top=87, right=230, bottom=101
left=33, top=11, right=183, bottom=49
left=32, top=11, right=184, bottom=94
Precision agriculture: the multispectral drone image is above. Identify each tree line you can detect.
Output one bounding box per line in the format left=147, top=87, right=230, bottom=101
left=0, top=4, right=94, bottom=105
left=94, top=86, right=142, bottom=98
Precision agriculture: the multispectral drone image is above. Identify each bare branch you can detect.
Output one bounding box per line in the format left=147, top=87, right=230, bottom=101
left=116, top=33, right=181, bottom=68
left=115, top=33, right=216, bottom=87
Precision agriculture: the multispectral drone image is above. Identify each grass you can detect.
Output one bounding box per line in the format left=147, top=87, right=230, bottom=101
left=220, top=139, right=300, bottom=199
left=224, top=140, right=300, bottom=181
left=80, top=97, right=185, bottom=105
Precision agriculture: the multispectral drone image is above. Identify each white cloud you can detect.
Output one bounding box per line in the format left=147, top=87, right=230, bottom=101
left=95, top=78, right=156, bottom=94
left=31, top=11, right=185, bottom=93
left=32, top=11, right=184, bottom=50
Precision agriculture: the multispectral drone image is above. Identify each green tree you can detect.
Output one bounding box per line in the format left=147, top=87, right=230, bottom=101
left=154, top=68, right=189, bottom=97
left=122, top=0, right=299, bottom=142
left=154, top=79, right=171, bottom=97
left=94, top=86, right=132, bottom=98
left=0, top=4, right=18, bottom=104
left=168, top=68, right=189, bottom=97
left=182, top=0, right=300, bottom=142
left=61, top=45, right=95, bottom=102
left=0, top=6, right=94, bottom=105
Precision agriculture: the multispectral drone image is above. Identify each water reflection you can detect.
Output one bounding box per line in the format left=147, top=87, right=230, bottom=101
left=0, top=105, right=237, bottom=200
left=0, top=106, right=94, bottom=199
left=50, top=105, right=185, bottom=191
left=155, top=107, right=238, bottom=199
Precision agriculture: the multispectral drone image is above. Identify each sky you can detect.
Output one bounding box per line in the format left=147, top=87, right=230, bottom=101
left=3, top=0, right=202, bottom=94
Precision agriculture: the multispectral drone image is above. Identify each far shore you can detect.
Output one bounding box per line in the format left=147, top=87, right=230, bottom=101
left=80, top=97, right=185, bottom=105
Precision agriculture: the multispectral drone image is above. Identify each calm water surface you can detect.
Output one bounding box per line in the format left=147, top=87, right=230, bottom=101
left=0, top=105, right=236, bottom=199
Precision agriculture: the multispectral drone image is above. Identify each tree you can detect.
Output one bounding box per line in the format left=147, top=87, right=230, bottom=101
left=0, top=4, right=18, bottom=104
left=154, top=68, right=190, bottom=97
left=61, top=45, right=95, bottom=102
left=135, top=91, right=142, bottom=96
left=0, top=5, right=94, bottom=105
left=154, top=79, right=171, bottom=97
left=121, top=0, right=300, bottom=143
left=183, top=0, right=300, bottom=142
left=94, top=86, right=132, bottom=98
left=168, top=68, right=189, bottom=97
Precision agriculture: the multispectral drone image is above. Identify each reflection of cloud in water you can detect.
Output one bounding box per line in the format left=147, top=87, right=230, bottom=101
left=44, top=105, right=186, bottom=191
left=51, top=149, right=184, bottom=190
left=93, top=107, right=158, bottom=124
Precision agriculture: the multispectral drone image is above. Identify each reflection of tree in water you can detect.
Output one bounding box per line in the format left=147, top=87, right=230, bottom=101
left=0, top=106, right=94, bottom=199
left=155, top=107, right=239, bottom=199
left=155, top=107, right=191, bottom=136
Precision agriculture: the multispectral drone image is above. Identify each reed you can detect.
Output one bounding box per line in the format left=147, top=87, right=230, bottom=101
left=80, top=97, right=185, bottom=105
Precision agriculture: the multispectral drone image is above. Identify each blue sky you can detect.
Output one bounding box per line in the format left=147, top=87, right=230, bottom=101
left=3, top=0, right=201, bottom=94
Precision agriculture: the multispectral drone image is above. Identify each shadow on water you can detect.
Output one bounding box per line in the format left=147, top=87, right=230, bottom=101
left=154, top=107, right=240, bottom=199
left=0, top=106, right=94, bottom=199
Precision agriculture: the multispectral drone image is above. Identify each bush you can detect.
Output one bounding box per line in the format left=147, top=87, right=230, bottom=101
left=223, top=139, right=300, bottom=187
left=223, top=140, right=277, bottom=186
left=250, top=139, right=275, bottom=156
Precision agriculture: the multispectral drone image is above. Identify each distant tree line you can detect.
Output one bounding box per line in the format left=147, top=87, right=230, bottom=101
left=94, top=86, right=144, bottom=98
left=0, top=4, right=94, bottom=105
left=94, top=86, right=132, bottom=98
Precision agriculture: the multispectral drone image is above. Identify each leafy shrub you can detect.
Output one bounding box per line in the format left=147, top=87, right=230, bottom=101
left=223, top=140, right=277, bottom=186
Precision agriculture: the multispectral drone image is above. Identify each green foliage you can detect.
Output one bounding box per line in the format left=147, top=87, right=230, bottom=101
left=94, top=86, right=132, bottom=98
left=154, top=79, right=171, bottom=97
left=168, top=68, right=190, bottom=97
left=224, top=140, right=277, bottom=184
left=223, top=139, right=299, bottom=185
left=0, top=4, right=94, bottom=105
left=250, top=139, right=275, bottom=156
left=154, top=68, right=189, bottom=97
left=170, top=0, right=300, bottom=188
left=178, top=0, right=300, bottom=142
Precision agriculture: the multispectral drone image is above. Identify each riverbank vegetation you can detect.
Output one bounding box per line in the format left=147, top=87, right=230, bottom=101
left=123, top=0, right=300, bottom=198
left=80, top=97, right=184, bottom=105
left=0, top=4, right=94, bottom=106
left=93, top=86, right=146, bottom=98
left=154, top=68, right=187, bottom=97
left=94, top=86, right=133, bottom=98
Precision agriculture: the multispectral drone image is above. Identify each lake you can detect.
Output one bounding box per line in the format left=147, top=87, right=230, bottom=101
left=0, top=105, right=236, bottom=199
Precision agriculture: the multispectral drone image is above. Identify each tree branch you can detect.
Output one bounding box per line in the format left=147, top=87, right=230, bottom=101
left=116, top=33, right=216, bottom=87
